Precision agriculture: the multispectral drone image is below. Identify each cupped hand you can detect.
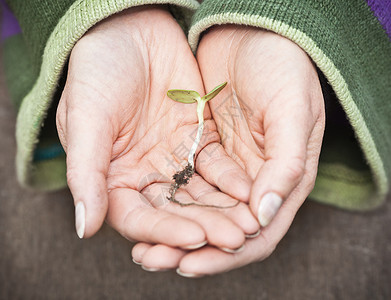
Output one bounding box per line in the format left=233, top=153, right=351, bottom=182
left=57, top=8, right=259, bottom=252
left=132, top=25, right=325, bottom=275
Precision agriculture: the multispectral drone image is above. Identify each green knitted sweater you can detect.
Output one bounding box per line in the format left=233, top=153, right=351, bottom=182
left=2, top=0, right=391, bottom=210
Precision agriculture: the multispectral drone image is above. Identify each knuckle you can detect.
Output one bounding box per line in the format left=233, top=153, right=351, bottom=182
left=255, top=242, right=277, bottom=262
left=306, top=177, right=317, bottom=193
left=66, top=168, right=78, bottom=188
left=264, top=244, right=277, bottom=259
left=302, top=163, right=319, bottom=194
left=285, top=157, right=305, bottom=183
left=56, top=122, right=67, bottom=151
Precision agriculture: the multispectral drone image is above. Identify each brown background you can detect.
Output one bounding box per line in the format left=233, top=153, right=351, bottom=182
left=1, top=38, right=390, bottom=300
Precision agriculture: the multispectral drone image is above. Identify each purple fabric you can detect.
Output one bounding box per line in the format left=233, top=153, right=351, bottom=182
left=1, top=0, right=21, bottom=41
left=366, top=0, right=391, bottom=40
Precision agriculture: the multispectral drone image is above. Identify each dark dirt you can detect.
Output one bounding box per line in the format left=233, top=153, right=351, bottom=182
left=167, top=163, right=239, bottom=208
left=167, top=163, right=195, bottom=205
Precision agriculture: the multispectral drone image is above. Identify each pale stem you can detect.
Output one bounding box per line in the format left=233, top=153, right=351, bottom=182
left=187, top=100, right=206, bottom=167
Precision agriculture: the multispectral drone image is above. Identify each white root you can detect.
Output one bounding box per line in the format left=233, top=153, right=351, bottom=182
left=187, top=100, right=205, bottom=167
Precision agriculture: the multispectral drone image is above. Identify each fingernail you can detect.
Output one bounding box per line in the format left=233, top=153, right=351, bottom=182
left=220, top=244, right=245, bottom=254
left=258, top=192, right=283, bottom=227
left=75, top=201, right=85, bottom=239
left=176, top=268, right=201, bottom=278
left=245, top=229, right=261, bottom=239
left=132, top=258, right=142, bottom=266
left=141, top=265, right=164, bottom=272
left=181, top=241, right=207, bottom=250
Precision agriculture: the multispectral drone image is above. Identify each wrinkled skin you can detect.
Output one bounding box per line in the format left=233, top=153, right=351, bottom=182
left=56, top=7, right=260, bottom=255
left=132, top=25, right=325, bottom=276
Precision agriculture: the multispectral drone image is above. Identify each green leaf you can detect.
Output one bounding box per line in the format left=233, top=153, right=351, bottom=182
left=167, top=89, right=200, bottom=104
left=202, top=82, right=227, bottom=102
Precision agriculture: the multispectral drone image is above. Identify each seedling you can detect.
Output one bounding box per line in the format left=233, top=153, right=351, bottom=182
left=166, top=82, right=239, bottom=209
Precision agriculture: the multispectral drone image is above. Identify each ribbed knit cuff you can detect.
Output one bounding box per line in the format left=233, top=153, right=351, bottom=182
left=189, top=0, right=391, bottom=210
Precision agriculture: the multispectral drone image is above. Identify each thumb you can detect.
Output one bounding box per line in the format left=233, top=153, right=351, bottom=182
left=57, top=98, right=113, bottom=238
left=250, top=104, right=314, bottom=228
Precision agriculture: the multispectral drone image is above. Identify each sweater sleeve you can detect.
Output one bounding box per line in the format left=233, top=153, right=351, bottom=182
left=1, top=0, right=199, bottom=191
left=189, top=0, right=391, bottom=210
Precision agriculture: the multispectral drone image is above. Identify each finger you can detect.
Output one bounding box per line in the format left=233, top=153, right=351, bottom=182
left=137, top=244, right=187, bottom=272
left=196, top=142, right=252, bottom=202
left=131, top=242, right=152, bottom=265
left=178, top=233, right=275, bottom=277
left=177, top=244, right=259, bottom=277
left=59, top=99, right=114, bottom=239
left=144, top=183, right=246, bottom=251
left=178, top=246, right=242, bottom=277
left=107, top=188, right=207, bottom=248
left=250, top=99, right=314, bottom=227
left=177, top=176, right=320, bottom=277
left=134, top=200, right=298, bottom=277
left=184, top=174, right=260, bottom=236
